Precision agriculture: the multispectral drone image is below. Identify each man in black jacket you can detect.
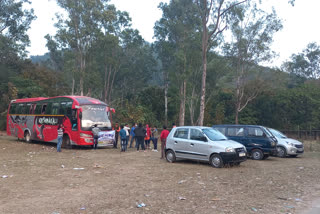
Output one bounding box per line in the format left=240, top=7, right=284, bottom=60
left=134, top=123, right=146, bottom=151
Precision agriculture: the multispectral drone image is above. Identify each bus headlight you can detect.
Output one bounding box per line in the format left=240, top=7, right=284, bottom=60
left=80, top=133, right=92, bottom=138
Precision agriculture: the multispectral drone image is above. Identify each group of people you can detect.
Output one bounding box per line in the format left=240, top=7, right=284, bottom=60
left=113, top=122, right=170, bottom=155
left=57, top=121, right=174, bottom=159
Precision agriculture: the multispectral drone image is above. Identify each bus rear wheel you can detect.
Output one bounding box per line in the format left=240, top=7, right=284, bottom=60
left=62, top=135, right=72, bottom=149
left=24, top=131, right=31, bottom=143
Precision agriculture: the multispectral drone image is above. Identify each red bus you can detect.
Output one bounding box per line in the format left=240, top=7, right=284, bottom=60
left=7, top=96, right=114, bottom=148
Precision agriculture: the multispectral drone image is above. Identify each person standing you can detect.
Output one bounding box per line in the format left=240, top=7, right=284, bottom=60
left=160, top=125, right=170, bottom=159
left=151, top=126, right=159, bottom=151
left=124, top=124, right=130, bottom=150
left=57, top=124, right=64, bottom=152
left=112, top=122, right=120, bottom=148
left=134, top=123, right=146, bottom=151
left=145, top=124, right=151, bottom=150
left=119, top=125, right=127, bottom=152
left=92, top=124, right=100, bottom=150
left=129, top=123, right=136, bottom=148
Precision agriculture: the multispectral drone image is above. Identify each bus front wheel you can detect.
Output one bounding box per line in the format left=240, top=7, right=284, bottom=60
left=62, top=135, right=72, bottom=149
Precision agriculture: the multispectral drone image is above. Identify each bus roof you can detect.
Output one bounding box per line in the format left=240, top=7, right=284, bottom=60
left=11, top=96, right=107, bottom=106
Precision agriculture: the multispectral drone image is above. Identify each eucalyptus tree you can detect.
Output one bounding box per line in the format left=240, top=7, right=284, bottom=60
left=282, top=42, right=320, bottom=79
left=0, top=0, right=35, bottom=116
left=155, top=0, right=201, bottom=126
left=223, top=3, right=282, bottom=124
left=195, top=0, right=247, bottom=125
left=52, top=0, right=116, bottom=96
left=0, top=0, right=35, bottom=57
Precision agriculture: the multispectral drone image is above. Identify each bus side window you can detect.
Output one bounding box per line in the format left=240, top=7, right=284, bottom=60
left=9, top=103, right=17, bottom=114
left=30, top=104, right=36, bottom=114
left=59, top=102, right=67, bottom=115
left=52, top=103, right=59, bottom=115
left=66, top=102, right=73, bottom=116
left=45, top=103, right=52, bottom=115
left=25, top=104, right=31, bottom=114
left=17, top=104, right=25, bottom=114
left=35, top=104, right=42, bottom=114
left=41, top=104, right=47, bottom=114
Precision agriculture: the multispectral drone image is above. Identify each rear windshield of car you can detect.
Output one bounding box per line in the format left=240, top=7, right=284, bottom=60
left=202, top=128, right=228, bottom=141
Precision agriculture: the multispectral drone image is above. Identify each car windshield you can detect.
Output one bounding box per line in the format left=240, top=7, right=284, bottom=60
left=202, top=128, right=228, bottom=141
left=81, top=105, right=111, bottom=129
left=269, top=128, right=287, bottom=138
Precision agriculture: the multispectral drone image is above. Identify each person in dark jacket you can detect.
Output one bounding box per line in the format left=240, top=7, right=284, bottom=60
left=119, top=125, right=127, bottom=152
left=134, top=123, right=146, bottom=151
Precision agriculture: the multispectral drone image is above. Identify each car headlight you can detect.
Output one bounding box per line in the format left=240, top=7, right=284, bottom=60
left=225, top=147, right=235, bottom=153
left=286, top=141, right=294, bottom=147
left=80, top=133, right=92, bottom=138
left=270, top=141, right=276, bottom=147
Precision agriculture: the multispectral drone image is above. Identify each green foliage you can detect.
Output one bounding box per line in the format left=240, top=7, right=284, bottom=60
left=282, top=42, right=320, bottom=79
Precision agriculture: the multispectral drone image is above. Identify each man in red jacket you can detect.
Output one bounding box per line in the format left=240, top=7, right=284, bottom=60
left=160, top=125, right=170, bottom=159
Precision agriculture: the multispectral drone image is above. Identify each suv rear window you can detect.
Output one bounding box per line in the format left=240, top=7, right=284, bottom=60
left=227, top=127, right=244, bottom=136
left=214, top=127, right=226, bottom=135
left=174, top=128, right=189, bottom=139
left=248, top=127, right=264, bottom=137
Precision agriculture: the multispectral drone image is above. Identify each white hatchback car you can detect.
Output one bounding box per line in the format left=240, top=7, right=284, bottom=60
left=165, top=126, right=247, bottom=168
left=268, top=128, right=304, bottom=158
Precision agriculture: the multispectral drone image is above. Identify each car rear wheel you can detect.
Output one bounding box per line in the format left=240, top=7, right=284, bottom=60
left=166, top=150, right=176, bottom=163
left=210, top=154, right=224, bottom=168
left=276, top=146, right=287, bottom=158
left=251, top=149, right=263, bottom=160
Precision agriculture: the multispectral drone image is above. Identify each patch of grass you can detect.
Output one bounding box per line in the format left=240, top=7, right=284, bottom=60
left=302, top=140, right=320, bottom=152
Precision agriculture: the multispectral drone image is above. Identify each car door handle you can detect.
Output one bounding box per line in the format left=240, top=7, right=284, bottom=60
left=174, top=141, right=178, bottom=144
left=190, top=143, right=194, bottom=146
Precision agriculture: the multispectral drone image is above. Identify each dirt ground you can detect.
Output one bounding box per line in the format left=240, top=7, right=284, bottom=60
left=1, top=133, right=320, bottom=214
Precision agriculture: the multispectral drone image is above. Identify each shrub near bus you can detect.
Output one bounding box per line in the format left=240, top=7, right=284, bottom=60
left=7, top=96, right=114, bottom=148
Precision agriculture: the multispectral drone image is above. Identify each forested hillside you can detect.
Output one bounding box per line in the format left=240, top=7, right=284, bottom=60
left=1, top=0, right=320, bottom=131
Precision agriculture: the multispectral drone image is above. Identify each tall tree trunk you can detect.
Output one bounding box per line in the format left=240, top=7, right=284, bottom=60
left=179, top=79, right=187, bottom=126
left=71, top=75, right=75, bottom=95
left=164, top=71, right=168, bottom=126
left=79, top=55, right=85, bottom=96
left=189, top=87, right=196, bottom=126
left=199, top=20, right=208, bottom=126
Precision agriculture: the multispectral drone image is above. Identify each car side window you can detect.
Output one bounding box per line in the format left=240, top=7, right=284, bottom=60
left=173, top=128, right=189, bottom=139
left=248, top=127, right=265, bottom=137
left=227, top=127, right=244, bottom=136
left=190, top=129, right=205, bottom=141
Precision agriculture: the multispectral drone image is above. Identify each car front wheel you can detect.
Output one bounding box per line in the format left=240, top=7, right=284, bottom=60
left=210, top=154, right=224, bottom=168
left=276, top=146, right=287, bottom=158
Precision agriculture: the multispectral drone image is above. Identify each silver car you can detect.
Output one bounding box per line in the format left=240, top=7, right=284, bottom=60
left=165, top=126, right=247, bottom=168
left=268, top=128, right=304, bottom=158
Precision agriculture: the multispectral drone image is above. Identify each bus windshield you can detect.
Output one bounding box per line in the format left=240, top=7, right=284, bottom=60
left=81, top=105, right=111, bottom=129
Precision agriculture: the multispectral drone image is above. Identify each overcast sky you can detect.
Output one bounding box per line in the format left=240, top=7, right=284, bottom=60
left=25, top=0, right=320, bottom=67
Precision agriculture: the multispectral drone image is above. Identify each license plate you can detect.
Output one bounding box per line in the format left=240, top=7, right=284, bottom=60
left=239, top=152, right=246, bottom=157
